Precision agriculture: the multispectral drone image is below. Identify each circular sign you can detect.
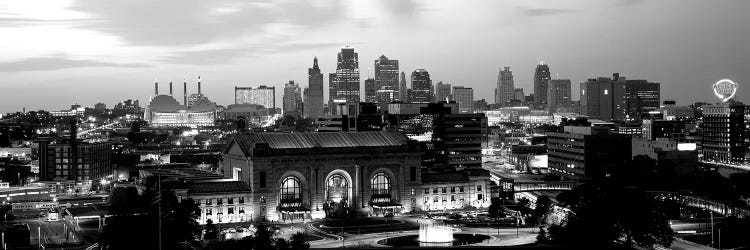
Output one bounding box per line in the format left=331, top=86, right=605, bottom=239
left=713, top=79, right=738, bottom=102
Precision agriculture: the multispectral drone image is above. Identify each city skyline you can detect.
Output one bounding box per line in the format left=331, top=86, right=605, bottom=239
left=1, top=0, right=750, bottom=113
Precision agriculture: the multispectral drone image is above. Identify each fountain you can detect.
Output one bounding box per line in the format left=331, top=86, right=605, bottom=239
left=418, top=219, right=454, bottom=246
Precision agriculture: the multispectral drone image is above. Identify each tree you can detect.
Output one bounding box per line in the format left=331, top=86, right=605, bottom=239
left=274, top=238, right=290, bottom=250
left=289, top=232, right=310, bottom=250
left=254, top=224, right=275, bottom=250
left=532, top=195, right=553, bottom=225
left=488, top=198, right=506, bottom=218
left=516, top=197, right=532, bottom=216
left=204, top=219, right=219, bottom=240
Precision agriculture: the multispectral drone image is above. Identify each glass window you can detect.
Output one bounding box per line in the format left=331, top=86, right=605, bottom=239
left=228, top=198, right=234, bottom=205
left=239, top=197, right=245, bottom=204
left=280, top=176, right=302, bottom=201
left=370, top=173, right=391, bottom=195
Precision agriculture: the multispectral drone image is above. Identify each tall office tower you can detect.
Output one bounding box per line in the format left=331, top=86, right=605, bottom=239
left=235, top=85, right=276, bottom=109
left=183, top=80, right=188, bottom=105
left=580, top=73, right=627, bottom=121
left=330, top=46, right=361, bottom=104
left=305, top=57, right=324, bottom=118
left=364, top=78, right=377, bottom=103
left=169, top=81, right=173, bottom=95
left=435, top=82, right=452, bottom=102
left=452, top=86, right=474, bottom=114
left=283, top=81, right=303, bottom=115
left=495, top=66, right=514, bottom=106
left=547, top=79, right=572, bottom=112
left=624, top=79, right=660, bottom=121
left=197, top=76, right=202, bottom=94
left=513, top=88, right=525, bottom=101
left=399, top=72, right=408, bottom=102
left=702, top=101, right=747, bottom=164
left=154, top=80, right=159, bottom=95
left=374, top=55, right=399, bottom=99
left=411, top=69, right=432, bottom=103
left=534, top=63, right=551, bottom=108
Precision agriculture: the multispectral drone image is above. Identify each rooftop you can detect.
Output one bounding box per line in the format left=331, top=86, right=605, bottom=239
left=231, top=131, right=409, bottom=154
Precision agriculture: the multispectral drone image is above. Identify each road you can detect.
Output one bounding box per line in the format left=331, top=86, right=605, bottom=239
left=23, top=218, right=81, bottom=247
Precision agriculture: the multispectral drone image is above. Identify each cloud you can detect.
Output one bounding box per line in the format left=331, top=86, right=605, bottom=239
left=160, top=42, right=341, bottom=65
left=615, top=0, right=646, bottom=6
left=0, top=55, right=149, bottom=72
left=66, top=0, right=345, bottom=47
left=519, top=7, right=573, bottom=17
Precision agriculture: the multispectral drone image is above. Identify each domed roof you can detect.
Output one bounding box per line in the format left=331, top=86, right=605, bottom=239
left=148, top=95, right=184, bottom=112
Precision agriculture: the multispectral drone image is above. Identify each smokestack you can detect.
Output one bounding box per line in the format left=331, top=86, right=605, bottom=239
left=183, top=79, right=187, bottom=106
left=169, top=81, right=173, bottom=95
left=154, top=80, right=159, bottom=95
left=197, top=75, right=202, bottom=95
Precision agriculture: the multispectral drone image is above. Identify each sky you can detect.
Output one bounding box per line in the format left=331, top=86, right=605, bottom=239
left=1, top=0, right=749, bottom=113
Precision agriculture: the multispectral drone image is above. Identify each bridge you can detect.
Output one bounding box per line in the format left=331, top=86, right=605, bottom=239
left=490, top=173, right=578, bottom=193
left=653, top=192, right=750, bottom=217
left=77, top=122, right=118, bottom=137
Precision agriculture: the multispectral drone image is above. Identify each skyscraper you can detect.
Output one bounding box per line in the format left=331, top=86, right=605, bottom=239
left=534, top=63, right=551, bottom=108
left=411, top=69, right=432, bottom=103
left=547, top=79, right=572, bottom=112
left=399, top=72, right=408, bottom=102
left=305, top=57, right=324, bottom=118
left=364, top=78, right=377, bottom=103
left=375, top=55, right=399, bottom=101
left=624, top=80, right=660, bottom=121
left=329, top=46, right=360, bottom=104
left=435, top=82, right=452, bottom=102
left=453, top=86, right=474, bottom=114
left=283, top=81, right=302, bottom=116
left=235, top=85, right=276, bottom=109
left=495, top=66, right=514, bottom=106
left=580, top=74, right=626, bottom=121
left=514, top=88, right=525, bottom=101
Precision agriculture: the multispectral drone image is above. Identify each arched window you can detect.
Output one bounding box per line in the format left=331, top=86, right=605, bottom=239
left=326, top=174, right=349, bottom=203
left=280, top=176, right=302, bottom=201
left=371, top=173, right=391, bottom=195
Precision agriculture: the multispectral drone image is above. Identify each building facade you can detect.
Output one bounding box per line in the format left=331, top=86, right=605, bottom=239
left=410, top=69, right=432, bottom=103
left=495, top=66, right=514, bottom=106
left=547, top=79, right=571, bottom=112
left=624, top=80, right=660, bottom=121
left=547, top=126, right=632, bottom=180
left=452, top=86, right=474, bottom=114
left=580, top=74, right=627, bottom=121
left=364, top=78, right=377, bottom=103
left=305, top=57, right=325, bottom=118
left=235, top=86, right=276, bottom=109
left=283, top=81, right=303, bottom=116
left=329, top=46, right=361, bottom=104
left=534, top=63, right=551, bottom=108
left=38, top=140, right=112, bottom=184
left=374, top=55, right=399, bottom=101
left=435, top=82, right=452, bottom=102
left=701, top=102, right=746, bottom=164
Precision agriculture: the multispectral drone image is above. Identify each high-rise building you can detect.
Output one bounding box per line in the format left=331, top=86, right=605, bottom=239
left=513, top=88, right=525, bottom=101
left=701, top=101, right=746, bottom=164
left=435, top=82, right=452, bottom=102
left=495, top=66, right=514, bottom=106
left=399, top=72, right=408, bottom=102
left=364, top=78, right=377, bottom=103
left=329, top=46, right=360, bottom=104
left=305, top=57, right=324, bottom=118
left=547, top=126, right=632, bottom=180
left=580, top=74, right=627, bottom=121
left=547, top=79, right=572, bottom=112
left=534, top=63, right=551, bottom=108
left=624, top=80, right=660, bottom=121
left=452, top=86, right=474, bottom=114
left=283, top=81, right=303, bottom=116
left=374, top=55, right=399, bottom=100
left=235, top=86, right=276, bottom=109
left=411, top=69, right=432, bottom=103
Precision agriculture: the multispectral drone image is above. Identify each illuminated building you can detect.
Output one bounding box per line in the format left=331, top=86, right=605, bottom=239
left=482, top=107, right=552, bottom=125
left=452, top=86, right=473, bottom=114
left=220, top=104, right=270, bottom=126
left=364, top=78, right=377, bottom=103
left=624, top=79, right=660, bottom=121
left=534, top=62, right=551, bottom=108
left=305, top=57, right=325, bottom=118
left=701, top=101, right=746, bottom=164
left=235, top=85, right=275, bottom=110
left=374, top=55, right=400, bottom=100
left=495, top=66, right=514, bottom=106
left=329, top=46, right=361, bottom=104
left=375, top=86, right=397, bottom=111
left=173, top=180, right=253, bottom=225
left=222, top=131, right=492, bottom=221
left=547, top=126, right=632, bottom=180
left=410, top=69, right=432, bottom=103
left=642, top=119, right=685, bottom=140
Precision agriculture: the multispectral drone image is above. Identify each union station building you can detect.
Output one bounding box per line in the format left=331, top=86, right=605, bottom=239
left=220, top=131, right=491, bottom=223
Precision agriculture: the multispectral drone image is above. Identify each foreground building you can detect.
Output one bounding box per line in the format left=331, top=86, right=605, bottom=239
left=701, top=101, right=746, bottom=164
left=222, top=131, right=491, bottom=222
left=547, top=126, right=632, bottom=180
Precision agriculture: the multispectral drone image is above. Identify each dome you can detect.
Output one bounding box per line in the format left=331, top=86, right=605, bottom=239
left=148, top=95, right=184, bottom=112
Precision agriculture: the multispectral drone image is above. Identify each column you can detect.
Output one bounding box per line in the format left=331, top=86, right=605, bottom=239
left=354, top=165, right=361, bottom=208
